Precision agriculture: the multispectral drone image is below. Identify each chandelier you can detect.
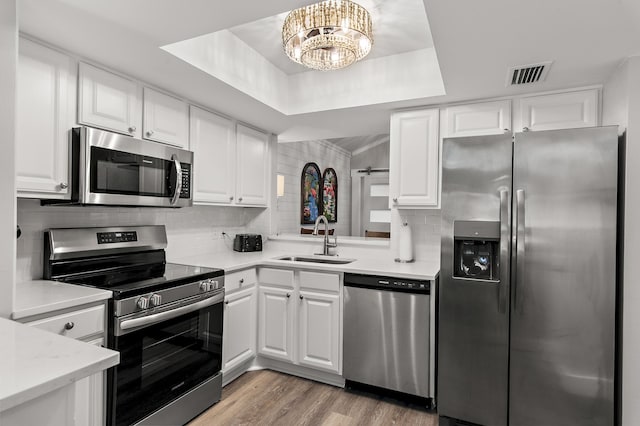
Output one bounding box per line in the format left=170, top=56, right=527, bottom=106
left=282, top=0, right=373, bottom=71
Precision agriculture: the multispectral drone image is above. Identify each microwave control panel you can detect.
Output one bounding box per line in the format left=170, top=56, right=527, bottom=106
left=180, top=164, right=191, bottom=198
left=97, top=231, right=138, bottom=244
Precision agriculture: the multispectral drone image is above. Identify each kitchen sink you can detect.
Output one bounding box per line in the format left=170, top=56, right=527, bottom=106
left=275, top=255, right=356, bottom=265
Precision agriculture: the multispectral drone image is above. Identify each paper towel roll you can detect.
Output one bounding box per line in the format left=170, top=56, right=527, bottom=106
left=397, top=222, right=414, bottom=262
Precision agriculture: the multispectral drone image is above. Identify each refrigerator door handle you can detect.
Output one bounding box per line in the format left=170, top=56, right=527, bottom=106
left=498, top=189, right=510, bottom=314
left=514, top=189, right=526, bottom=312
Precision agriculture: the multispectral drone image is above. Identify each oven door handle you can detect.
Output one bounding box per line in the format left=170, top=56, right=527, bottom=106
left=118, top=292, right=223, bottom=335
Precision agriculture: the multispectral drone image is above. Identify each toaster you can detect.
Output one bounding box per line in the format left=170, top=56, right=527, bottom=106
left=233, top=234, right=263, bottom=252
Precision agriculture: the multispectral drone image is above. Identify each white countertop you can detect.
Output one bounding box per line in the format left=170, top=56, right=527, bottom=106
left=12, top=280, right=112, bottom=321
left=0, top=317, right=119, bottom=411
left=172, top=250, right=440, bottom=281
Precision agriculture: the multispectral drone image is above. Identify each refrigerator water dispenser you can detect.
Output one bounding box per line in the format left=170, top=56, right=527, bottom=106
left=453, top=221, right=500, bottom=281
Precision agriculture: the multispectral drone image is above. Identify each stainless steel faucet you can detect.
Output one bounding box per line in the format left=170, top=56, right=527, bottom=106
left=312, top=215, right=337, bottom=255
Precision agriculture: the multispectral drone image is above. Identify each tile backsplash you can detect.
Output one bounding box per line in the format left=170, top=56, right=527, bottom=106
left=16, top=199, right=268, bottom=282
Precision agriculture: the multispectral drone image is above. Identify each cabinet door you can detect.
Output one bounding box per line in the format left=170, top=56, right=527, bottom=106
left=222, top=286, right=256, bottom=372
left=389, top=108, right=440, bottom=208
left=78, top=62, right=139, bottom=137
left=518, top=89, right=598, bottom=131
left=74, top=337, right=104, bottom=426
left=297, top=290, right=340, bottom=374
left=17, top=38, right=75, bottom=198
left=443, top=100, right=511, bottom=138
left=143, top=87, right=189, bottom=148
left=190, top=106, right=236, bottom=204
left=236, top=124, right=269, bottom=206
left=258, top=285, right=294, bottom=362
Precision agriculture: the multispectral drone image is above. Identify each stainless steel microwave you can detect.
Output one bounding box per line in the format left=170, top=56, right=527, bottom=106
left=46, top=127, right=193, bottom=207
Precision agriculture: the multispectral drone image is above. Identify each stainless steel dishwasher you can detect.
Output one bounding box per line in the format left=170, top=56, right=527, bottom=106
left=343, top=273, right=436, bottom=404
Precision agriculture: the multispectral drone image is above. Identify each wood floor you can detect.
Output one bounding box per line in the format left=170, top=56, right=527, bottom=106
left=189, top=370, right=438, bottom=426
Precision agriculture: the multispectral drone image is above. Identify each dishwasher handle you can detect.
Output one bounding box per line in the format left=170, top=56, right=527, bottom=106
left=344, top=274, right=430, bottom=294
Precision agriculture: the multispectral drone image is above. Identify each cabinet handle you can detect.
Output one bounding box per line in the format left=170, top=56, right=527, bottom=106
left=230, top=196, right=234, bottom=201
left=238, top=197, right=243, bottom=202
left=299, top=295, right=304, bottom=300
left=146, top=130, right=154, bottom=137
left=224, top=300, right=229, bottom=305
left=392, top=197, right=398, bottom=203
left=522, top=127, right=530, bottom=132
left=59, top=182, right=68, bottom=190
left=64, top=322, right=75, bottom=330
left=128, top=126, right=136, bottom=133
left=286, top=293, right=291, bottom=298
left=239, top=278, right=244, bottom=284
left=503, top=128, right=510, bottom=133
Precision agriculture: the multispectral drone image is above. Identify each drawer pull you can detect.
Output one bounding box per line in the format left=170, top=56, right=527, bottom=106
left=64, top=322, right=75, bottom=330
left=239, top=278, right=244, bottom=284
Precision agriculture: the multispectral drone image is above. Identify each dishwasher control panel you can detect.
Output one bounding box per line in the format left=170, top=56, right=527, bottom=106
left=344, top=273, right=431, bottom=294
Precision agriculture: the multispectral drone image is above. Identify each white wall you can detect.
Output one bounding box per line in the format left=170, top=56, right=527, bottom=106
left=351, top=141, right=390, bottom=170
left=602, top=55, right=640, bottom=426
left=0, top=0, right=17, bottom=318
left=276, top=140, right=351, bottom=236
left=16, top=199, right=269, bottom=282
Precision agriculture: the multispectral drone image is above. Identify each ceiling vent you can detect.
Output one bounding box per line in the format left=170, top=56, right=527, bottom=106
left=506, top=61, right=552, bottom=86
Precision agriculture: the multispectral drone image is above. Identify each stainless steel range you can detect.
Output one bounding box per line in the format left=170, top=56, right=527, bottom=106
left=44, top=225, right=224, bottom=426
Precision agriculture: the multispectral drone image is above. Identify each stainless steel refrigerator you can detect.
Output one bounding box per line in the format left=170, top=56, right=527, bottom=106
left=438, top=127, right=618, bottom=426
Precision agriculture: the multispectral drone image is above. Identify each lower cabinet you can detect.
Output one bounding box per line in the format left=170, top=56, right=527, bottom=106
left=20, top=301, right=108, bottom=426
left=74, top=337, right=105, bottom=426
left=222, top=285, right=257, bottom=372
left=257, top=268, right=342, bottom=375
left=298, top=290, right=340, bottom=373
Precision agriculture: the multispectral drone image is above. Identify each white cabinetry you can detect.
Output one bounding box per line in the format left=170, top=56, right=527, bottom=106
left=222, top=269, right=257, bottom=373
left=20, top=302, right=108, bottom=426
left=190, top=106, right=236, bottom=204
left=78, top=61, right=139, bottom=137
left=190, top=113, right=269, bottom=207
left=297, top=271, right=340, bottom=373
left=442, top=100, right=511, bottom=138
left=517, top=89, right=598, bottom=132
left=258, top=269, right=295, bottom=363
left=236, top=124, right=270, bottom=206
left=16, top=38, right=75, bottom=198
left=257, top=268, right=341, bottom=375
left=389, top=108, right=440, bottom=208
left=143, top=87, right=189, bottom=148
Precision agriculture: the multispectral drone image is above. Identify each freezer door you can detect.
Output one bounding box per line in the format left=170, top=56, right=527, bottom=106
left=439, top=134, right=512, bottom=426
left=510, top=127, right=617, bottom=426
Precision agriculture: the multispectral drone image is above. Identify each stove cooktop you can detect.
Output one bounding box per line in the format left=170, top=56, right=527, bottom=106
left=64, top=262, right=224, bottom=299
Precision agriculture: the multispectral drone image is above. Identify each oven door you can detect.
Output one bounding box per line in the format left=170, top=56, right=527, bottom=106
left=109, top=292, right=223, bottom=426
left=76, top=126, right=193, bottom=207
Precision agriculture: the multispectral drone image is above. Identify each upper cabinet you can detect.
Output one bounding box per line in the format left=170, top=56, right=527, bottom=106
left=235, top=124, right=270, bottom=206
left=389, top=108, right=440, bottom=208
left=442, top=100, right=511, bottom=138
left=190, top=106, right=236, bottom=204
left=78, top=62, right=140, bottom=137
left=143, top=87, right=189, bottom=148
left=517, top=89, right=598, bottom=132
left=16, top=38, right=76, bottom=198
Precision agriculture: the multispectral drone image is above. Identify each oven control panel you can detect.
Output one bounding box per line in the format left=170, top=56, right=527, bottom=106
left=199, top=279, right=221, bottom=292
left=97, top=231, right=138, bottom=244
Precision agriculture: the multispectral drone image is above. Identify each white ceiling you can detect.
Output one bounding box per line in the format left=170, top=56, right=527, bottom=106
left=228, top=0, right=434, bottom=75
left=18, top=0, right=640, bottom=145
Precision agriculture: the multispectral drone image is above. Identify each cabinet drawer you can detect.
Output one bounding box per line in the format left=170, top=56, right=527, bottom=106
left=259, top=268, right=294, bottom=288
left=299, top=271, right=340, bottom=293
left=225, top=268, right=257, bottom=293
left=25, top=305, right=105, bottom=340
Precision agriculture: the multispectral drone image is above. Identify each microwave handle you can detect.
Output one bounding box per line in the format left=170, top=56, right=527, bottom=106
left=170, top=154, right=183, bottom=205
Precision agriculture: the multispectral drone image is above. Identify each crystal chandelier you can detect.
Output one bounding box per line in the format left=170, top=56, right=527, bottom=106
left=282, top=0, right=373, bottom=71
